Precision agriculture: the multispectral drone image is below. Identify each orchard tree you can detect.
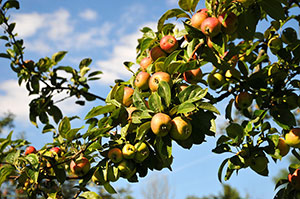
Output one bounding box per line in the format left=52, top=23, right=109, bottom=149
left=0, top=0, right=300, bottom=198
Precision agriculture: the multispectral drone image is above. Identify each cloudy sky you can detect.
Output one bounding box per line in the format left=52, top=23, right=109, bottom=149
left=0, top=0, right=291, bottom=198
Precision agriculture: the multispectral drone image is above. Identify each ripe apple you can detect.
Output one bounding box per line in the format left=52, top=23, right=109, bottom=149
left=277, top=138, right=290, bottom=157
left=160, top=35, right=178, bottom=54
left=107, top=166, right=120, bottom=182
left=126, top=106, right=137, bottom=121
left=108, top=148, right=123, bottom=163
left=140, top=57, right=152, bottom=71
left=201, top=17, right=222, bottom=38
left=134, top=142, right=150, bottom=163
left=225, top=68, right=241, bottom=83
left=122, top=144, right=136, bottom=159
left=282, top=27, right=298, bottom=44
left=25, top=146, right=37, bottom=155
left=135, top=71, right=150, bottom=90
left=183, top=68, right=203, bottom=84
left=285, top=128, right=300, bottom=148
left=207, top=72, right=225, bottom=90
left=92, top=167, right=106, bottom=185
left=178, top=83, right=189, bottom=92
left=117, top=159, right=136, bottom=179
left=150, top=113, right=172, bottom=137
left=149, top=72, right=172, bottom=92
left=191, top=8, right=209, bottom=29
left=149, top=46, right=167, bottom=61
left=218, top=12, right=238, bottom=34
left=50, top=147, right=61, bottom=155
left=289, top=169, right=300, bottom=190
left=122, top=87, right=134, bottom=107
left=234, top=91, right=253, bottom=110
left=250, top=156, right=268, bottom=173
left=70, top=156, right=90, bottom=176
left=170, top=116, right=192, bottom=141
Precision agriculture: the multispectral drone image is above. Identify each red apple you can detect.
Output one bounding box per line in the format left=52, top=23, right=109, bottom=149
left=50, top=147, right=61, bottom=154
left=289, top=169, right=300, bottom=190
left=218, top=12, right=238, bottom=34
left=151, top=113, right=172, bottom=137
left=135, top=71, right=150, bottom=90
left=25, top=146, right=37, bottom=155
left=201, top=17, right=222, bottom=38
left=122, top=87, right=134, bottom=107
left=149, top=72, right=172, bottom=92
left=70, top=156, right=90, bottom=176
left=160, top=35, right=178, bottom=54
left=149, top=46, right=167, bottom=61
left=140, top=57, right=152, bottom=71
left=191, top=8, right=209, bottom=29
left=183, top=68, right=202, bottom=84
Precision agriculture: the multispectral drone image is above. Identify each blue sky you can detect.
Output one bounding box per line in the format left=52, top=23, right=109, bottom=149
left=0, top=0, right=292, bottom=198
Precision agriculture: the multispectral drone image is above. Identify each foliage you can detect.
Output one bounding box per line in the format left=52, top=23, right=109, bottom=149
left=0, top=0, right=300, bottom=198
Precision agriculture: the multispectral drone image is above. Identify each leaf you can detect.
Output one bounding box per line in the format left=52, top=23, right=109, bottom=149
left=52, top=51, right=67, bottom=63
left=225, top=99, right=234, bottom=122
left=270, top=108, right=296, bottom=130
left=157, top=9, right=189, bottom=32
left=3, top=0, right=20, bottom=9
left=79, top=58, right=92, bottom=69
left=0, top=165, right=15, bottom=187
left=177, top=102, right=196, bottom=114
left=183, top=22, right=206, bottom=39
left=157, top=81, right=171, bottom=108
left=178, top=85, right=207, bottom=103
left=104, top=183, right=117, bottom=194
left=258, top=0, right=285, bottom=21
left=237, top=6, right=260, bottom=41
left=148, top=92, right=163, bottom=113
left=80, top=191, right=102, bottom=199
left=163, top=50, right=182, bottom=71
left=66, top=126, right=84, bottom=141
left=133, top=89, right=148, bottom=110
left=218, top=158, right=229, bottom=183
left=178, top=0, right=192, bottom=11
left=85, top=104, right=116, bottom=120
left=58, top=117, right=71, bottom=138
left=135, top=121, right=151, bottom=141
left=53, top=165, right=66, bottom=184
left=48, top=105, right=63, bottom=124
left=196, top=102, right=220, bottom=115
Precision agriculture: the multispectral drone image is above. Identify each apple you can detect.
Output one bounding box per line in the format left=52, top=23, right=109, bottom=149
left=277, top=138, right=290, bottom=157
left=140, top=57, right=152, bottom=71
left=289, top=169, right=300, bottom=190
left=201, top=17, right=222, bottom=38
left=117, top=159, right=136, bottom=179
left=218, top=12, right=238, bottom=34
left=183, top=68, right=202, bottom=84
left=178, top=83, right=189, bottom=92
left=225, top=68, right=241, bottom=83
left=226, top=123, right=244, bottom=139
left=107, top=166, right=120, bottom=182
left=135, top=71, right=150, bottom=90
left=134, top=142, right=150, bottom=163
left=160, top=35, right=178, bottom=53
left=191, top=8, right=209, bottom=29
left=234, top=91, right=253, bottom=110
left=70, top=156, right=90, bottom=176
left=250, top=156, right=268, bottom=173
left=170, top=116, right=192, bottom=141
left=285, top=128, right=300, bottom=148
left=149, top=46, right=167, bottom=61
left=122, top=143, right=136, bottom=159
left=282, top=27, right=298, bottom=44
left=108, top=148, right=123, bottom=163
left=25, top=146, right=37, bottom=155
left=149, top=72, right=172, bottom=92
left=50, top=147, right=61, bottom=155
left=150, top=113, right=172, bottom=137
left=92, top=167, right=106, bottom=185
left=122, top=87, right=134, bottom=107
left=126, top=106, right=137, bottom=120
left=207, top=72, right=225, bottom=90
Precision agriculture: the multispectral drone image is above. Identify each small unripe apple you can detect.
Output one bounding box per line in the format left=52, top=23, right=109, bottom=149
left=285, top=128, right=300, bottom=148
left=207, top=72, right=225, bottom=90
left=149, top=46, right=167, bottom=61
left=289, top=169, right=300, bottom=190
left=108, top=148, right=123, bottom=163
left=122, top=87, right=134, bottom=107
left=149, top=72, right=172, bottom=92
left=135, top=71, right=150, bottom=90
left=277, top=138, right=290, bottom=157
left=134, top=142, right=150, bottom=163
left=160, top=35, right=178, bottom=54
left=70, top=156, right=91, bottom=176
left=250, top=156, right=268, bottom=173
left=170, top=116, right=192, bottom=141
left=25, top=146, right=37, bottom=155
left=201, top=17, right=222, bottom=38
left=183, top=68, right=203, bottom=84
left=151, top=113, right=172, bottom=137
left=235, top=91, right=253, bottom=110
left=191, top=8, right=209, bottom=29
left=218, top=12, right=238, bottom=34
left=122, top=144, right=136, bottom=159
left=140, top=57, right=152, bottom=71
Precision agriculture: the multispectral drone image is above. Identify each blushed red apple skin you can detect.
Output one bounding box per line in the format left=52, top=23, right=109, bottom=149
left=140, top=57, right=152, bottom=71
left=149, top=46, right=167, bottom=61
left=135, top=71, right=150, bottom=90
left=25, top=146, right=37, bottom=155
left=70, top=157, right=91, bottom=176
left=160, top=35, right=178, bottom=54
left=150, top=113, right=172, bottom=137
left=183, top=68, right=202, bottom=84
left=218, top=12, right=238, bottom=34
left=122, top=87, right=134, bottom=107
left=201, top=17, right=222, bottom=38
left=191, top=8, right=209, bottom=29
left=149, top=72, right=172, bottom=92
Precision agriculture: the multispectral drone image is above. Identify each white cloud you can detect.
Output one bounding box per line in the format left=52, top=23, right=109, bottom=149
left=79, top=9, right=98, bottom=21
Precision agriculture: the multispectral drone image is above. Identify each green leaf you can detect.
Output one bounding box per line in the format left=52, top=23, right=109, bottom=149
left=124, top=61, right=135, bottom=73
left=0, top=53, right=11, bottom=59
left=85, top=104, right=116, bottom=120
left=133, top=89, right=148, bottom=110
left=0, top=164, right=15, bottom=187
left=104, top=183, right=117, bottom=194
left=3, top=0, right=20, bottom=9
left=218, top=158, right=229, bottom=183
left=237, top=6, right=260, bottom=41
left=135, top=121, right=151, bottom=141
left=148, top=92, right=163, bottom=113
left=80, top=191, right=102, bottom=199
left=79, top=58, right=92, bottom=69
left=164, top=50, right=182, bottom=72
left=258, top=0, right=285, bottom=21
left=196, top=102, right=220, bottom=115
left=4, top=150, right=20, bottom=164
left=66, top=126, right=84, bottom=141
left=52, top=51, right=67, bottom=63
left=157, top=81, right=171, bottom=108
left=183, top=22, right=206, bottom=39
left=225, top=99, right=234, bottom=122
left=177, top=102, right=196, bottom=114
left=270, top=108, right=296, bottom=130
left=58, top=117, right=71, bottom=137
left=48, top=105, right=63, bottom=124
left=53, top=165, right=66, bottom=184
left=178, top=85, right=207, bottom=103
left=157, top=9, right=189, bottom=32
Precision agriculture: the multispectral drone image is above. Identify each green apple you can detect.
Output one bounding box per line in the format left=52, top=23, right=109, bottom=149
left=122, top=144, right=136, bottom=159
left=150, top=113, right=172, bottom=137
left=207, top=72, right=225, bottom=90
left=134, top=142, right=150, bottom=163
left=226, top=123, right=244, bottom=139
left=170, top=116, right=192, bottom=141
left=108, top=148, right=123, bottom=163
left=117, top=159, right=136, bottom=179
left=250, top=156, right=268, bottom=173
